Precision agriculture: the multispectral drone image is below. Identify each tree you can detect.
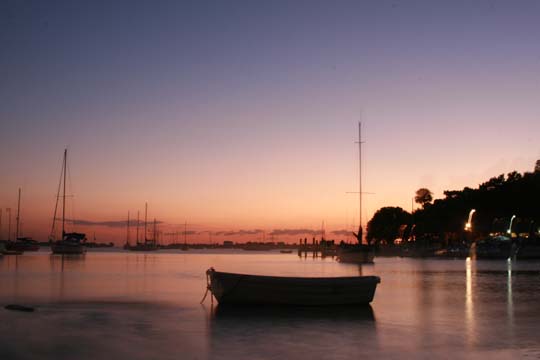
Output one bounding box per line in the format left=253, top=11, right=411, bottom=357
left=367, top=207, right=412, bottom=245
left=415, top=188, right=433, bottom=207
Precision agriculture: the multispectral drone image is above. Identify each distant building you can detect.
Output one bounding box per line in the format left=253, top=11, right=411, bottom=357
left=223, top=240, right=234, bottom=247
left=535, top=159, right=540, bottom=173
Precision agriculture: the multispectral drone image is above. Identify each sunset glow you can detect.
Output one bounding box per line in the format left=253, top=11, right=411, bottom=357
left=1, top=1, right=539, bottom=244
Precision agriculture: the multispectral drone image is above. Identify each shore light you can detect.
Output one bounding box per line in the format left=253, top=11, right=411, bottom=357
left=464, top=209, right=476, bottom=231
left=507, top=215, right=516, bottom=235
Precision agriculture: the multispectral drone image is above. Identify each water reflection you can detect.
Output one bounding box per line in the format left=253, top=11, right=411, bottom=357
left=507, top=258, right=514, bottom=333
left=465, top=257, right=475, bottom=347
left=211, top=304, right=375, bottom=321
left=208, top=304, right=378, bottom=359
left=2, top=252, right=540, bottom=359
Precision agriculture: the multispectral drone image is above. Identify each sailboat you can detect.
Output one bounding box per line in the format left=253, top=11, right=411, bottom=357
left=50, top=149, right=87, bottom=255
left=5, top=188, right=40, bottom=252
left=123, top=211, right=131, bottom=250
left=126, top=203, right=158, bottom=251
left=337, top=122, right=375, bottom=264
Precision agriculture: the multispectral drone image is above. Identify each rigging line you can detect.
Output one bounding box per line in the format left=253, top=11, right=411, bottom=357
left=50, top=154, right=64, bottom=239
left=66, top=151, right=76, bottom=232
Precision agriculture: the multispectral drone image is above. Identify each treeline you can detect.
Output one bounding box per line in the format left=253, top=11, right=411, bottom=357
left=367, top=171, right=540, bottom=245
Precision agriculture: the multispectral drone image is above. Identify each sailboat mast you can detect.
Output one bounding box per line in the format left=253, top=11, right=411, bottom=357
left=184, top=221, right=187, bottom=245
left=358, top=122, right=363, bottom=244
left=136, top=210, right=140, bottom=245
left=126, top=211, right=130, bottom=245
left=16, top=188, right=21, bottom=240
left=153, top=218, right=157, bottom=244
left=7, top=208, right=11, bottom=241
left=62, top=149, right=67, bottom=238
left=144, top=202, right=148, bottom=243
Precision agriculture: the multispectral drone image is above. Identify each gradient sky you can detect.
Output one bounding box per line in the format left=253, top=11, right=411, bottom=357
left=1, top=0, right=539, bottom=244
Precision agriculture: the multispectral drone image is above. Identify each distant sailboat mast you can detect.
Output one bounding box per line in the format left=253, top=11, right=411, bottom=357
left=153, top=218, right=157, bottom=245
left=144, top=202, right=148, bottom=244
left=136, top=210, right=140, bottom=245
left=16, top=188, right=21, bottom=240
left=7, top=208, right=11, bottom=241
left=126, top=211, right=130, bottom=246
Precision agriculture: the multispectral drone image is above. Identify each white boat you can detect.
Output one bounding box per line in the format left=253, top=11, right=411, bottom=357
left=205, top=268, right=380, bottom=306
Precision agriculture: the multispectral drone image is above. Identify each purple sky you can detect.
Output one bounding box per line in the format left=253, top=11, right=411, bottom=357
left=1, top=1, right=539, bottom=243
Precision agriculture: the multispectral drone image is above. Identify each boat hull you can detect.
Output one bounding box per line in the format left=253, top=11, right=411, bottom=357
left=126, top=243, right=159, bottom=251
left=51, top=243, right=86, bottom=255
left=207, top=270, right=380, bottom=306
left=6, top=241, right=40, bottom=252
left=337, top=245, right=375, bottom=264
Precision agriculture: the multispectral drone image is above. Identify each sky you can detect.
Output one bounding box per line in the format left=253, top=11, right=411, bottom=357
left=1, top=0, right=539, bottom=244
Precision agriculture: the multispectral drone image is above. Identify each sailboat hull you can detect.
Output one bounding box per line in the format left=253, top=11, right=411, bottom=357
left=337, top=245, right=375, bottom=264
left=126, top=243, right=159, bottom=251
left=6, top=241, right=39, bottom=252
left=51, top=242, right=86, bottom=255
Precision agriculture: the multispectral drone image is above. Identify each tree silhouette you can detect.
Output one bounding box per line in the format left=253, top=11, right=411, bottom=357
left=367, top=171, right=540, bottom=249
left=367, top=207, right=412, bottom=245
left=415, top=188, right=433, bottom=207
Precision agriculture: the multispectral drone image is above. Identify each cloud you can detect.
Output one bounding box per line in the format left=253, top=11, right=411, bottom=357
left=56, top=218, right=164, bottom=228
left=268, top=229, right=322, bottom=236
left=212, top=229, right=264, bottom=236
left=163, top=231, right=197, bottom=236
left=330, top=230, right=353, bottom=236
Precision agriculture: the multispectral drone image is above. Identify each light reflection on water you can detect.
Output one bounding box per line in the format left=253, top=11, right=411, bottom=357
left=465, top=257, right=474, bottom=348
left=1, top=250, right=540, bottom=359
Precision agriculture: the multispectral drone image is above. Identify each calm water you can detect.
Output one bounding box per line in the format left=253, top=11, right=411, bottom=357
left=2, top=250, right=540, bottom=359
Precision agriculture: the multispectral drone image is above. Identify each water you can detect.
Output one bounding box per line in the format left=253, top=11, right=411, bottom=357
left=2, top=250, right=540, bottom=359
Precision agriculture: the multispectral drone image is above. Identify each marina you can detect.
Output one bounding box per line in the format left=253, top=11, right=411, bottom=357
left=2, top=250, right=540, bottom=359
left=2, top=1, right=540, bottom=359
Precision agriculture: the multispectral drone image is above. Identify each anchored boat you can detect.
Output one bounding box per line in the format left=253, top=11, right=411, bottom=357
left=340, top=122, right=375, bottom=263
left=126, top=203, right=159, bottom=251
left=204, top=268, right=380, bottom=306
left=49, top=149, right=86, bottom=255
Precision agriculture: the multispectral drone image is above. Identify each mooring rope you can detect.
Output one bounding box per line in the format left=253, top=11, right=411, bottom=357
left=200, top=267, right=214, bottom=304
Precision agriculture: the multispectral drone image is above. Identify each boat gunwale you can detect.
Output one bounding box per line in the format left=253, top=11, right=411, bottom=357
left=210, top=270, right=380, bottom=283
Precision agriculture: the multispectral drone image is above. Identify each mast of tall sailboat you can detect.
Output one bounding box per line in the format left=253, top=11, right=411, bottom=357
left=358, top=122, right=363, bottom=244
left=62, top=149, right=67, bottom=239
left=16, top=188, right=21, bottom=240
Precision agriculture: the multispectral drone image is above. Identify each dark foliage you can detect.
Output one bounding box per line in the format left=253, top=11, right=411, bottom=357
left=367, top=207, right=412, bottom=245
left=414, top=188, right=433, bottom=207
left=412, top=171, right=540, bottom=237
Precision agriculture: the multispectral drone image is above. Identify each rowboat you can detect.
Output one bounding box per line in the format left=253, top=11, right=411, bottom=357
left=205, top=268, right=380, bottom=306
